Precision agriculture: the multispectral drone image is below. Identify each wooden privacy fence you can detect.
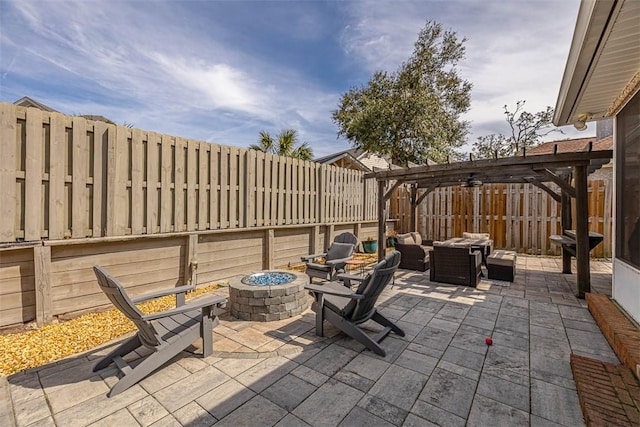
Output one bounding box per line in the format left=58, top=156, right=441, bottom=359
left=0, top=103, right=377, bottom=243
left=0, top=103, right=382, bottom=328
left=390, top=180, right=613, bottom=257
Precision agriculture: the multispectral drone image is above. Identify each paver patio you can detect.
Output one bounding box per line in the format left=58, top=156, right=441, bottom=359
left=2, top=255, right=616, bottom=426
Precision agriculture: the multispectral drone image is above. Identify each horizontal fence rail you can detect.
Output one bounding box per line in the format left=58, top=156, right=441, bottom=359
left=390, top=180, right=613, bottom=257
left=0, top=103, right=378, bottom=243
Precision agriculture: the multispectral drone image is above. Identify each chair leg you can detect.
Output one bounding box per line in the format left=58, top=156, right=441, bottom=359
left=311, top=294, right=325, bottom=336
left=371, top=311, right=405, bottom=337
left=108, top=328, right=200, bottom=396
left=93, top=335, right=142, bottom=372
left=323, top=310, right=386, bottom=356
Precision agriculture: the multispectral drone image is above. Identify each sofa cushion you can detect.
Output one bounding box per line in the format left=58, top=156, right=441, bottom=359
left=409, top=232, right=422, bottom=245
left=395, top=233, right=415, bottom=245
left=487, top=250, right=516, bottom=267
left=463, top=232, right=490, bottom=240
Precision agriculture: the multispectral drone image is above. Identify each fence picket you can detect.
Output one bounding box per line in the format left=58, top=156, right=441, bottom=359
left=198, top=141, right=208, bottom=231
left=48, top=112, right=65, bottom=240
left=130, top=129, right=144, bottom=235
left=209, top=143, right=220, bottom=229
left=219, top=144, right=228, bottom=228
left=25, top=108, right=44, bottom=240
left=186, top=139, right=197, bottom=231
left=92, top=121, right=108, bottom=238
left=174, top=137, right=185, bottom=232
left=147, top=132, right=159, bottom=234
left=160, top=134, right=172, bottom=233
left=0, top=104, right=17, bottom=241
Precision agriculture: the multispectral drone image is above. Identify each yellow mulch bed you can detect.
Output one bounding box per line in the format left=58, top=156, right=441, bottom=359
left=0, top=283, right=225, bottom=377
left=0, top=252, right=382, bottom=377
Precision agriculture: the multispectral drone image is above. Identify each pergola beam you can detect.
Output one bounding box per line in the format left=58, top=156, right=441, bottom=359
left=527, top=179, right=562, bottom=203
left=383, top=180, right=403, bottom=202
left=536, top=168, right=576, bottom=197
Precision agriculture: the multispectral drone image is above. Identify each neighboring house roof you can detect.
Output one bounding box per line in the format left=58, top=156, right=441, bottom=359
left=527, top=136, right=613, bottom=156
left=315, top=148, right=438, bottom=172
left=314, top=149, right=371, bottom=171
left=80, top=115, right=116, bottom=125
left=14, top=97, right=117, bottom=125
left=14, top=96, right=58, bottom=112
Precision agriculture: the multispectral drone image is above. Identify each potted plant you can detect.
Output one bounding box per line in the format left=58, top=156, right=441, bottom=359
left=362, top=236, right=378, bottom=253
left=386, top=229, right=397, bottom=248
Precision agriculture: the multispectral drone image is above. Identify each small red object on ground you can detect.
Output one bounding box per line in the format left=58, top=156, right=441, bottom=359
left=485, top=337, right=493, bottom=345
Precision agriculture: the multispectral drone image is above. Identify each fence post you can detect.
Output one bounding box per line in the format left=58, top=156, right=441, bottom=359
left=34, top=245, right=53, bottom=325
left=185, top=234, right=198, bottom=294
left=324, top=224, right=334, bottom=250
left=265, top=229, right=274, bottom=270
left=310, top=225, right=321, bottom=255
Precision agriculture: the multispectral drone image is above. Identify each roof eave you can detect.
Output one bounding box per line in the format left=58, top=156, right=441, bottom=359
left=554, top=0, right=618, bottom=126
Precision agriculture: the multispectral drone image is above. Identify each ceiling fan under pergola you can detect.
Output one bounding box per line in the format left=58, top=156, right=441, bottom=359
left=460, top=174, right=483, bottom=187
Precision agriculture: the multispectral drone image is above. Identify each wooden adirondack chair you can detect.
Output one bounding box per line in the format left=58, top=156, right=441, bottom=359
left=301, top=232, right=359, bottom=282
left=92, top=265, right=227, bottom=397
left=305, top=251, right=405, bottom=356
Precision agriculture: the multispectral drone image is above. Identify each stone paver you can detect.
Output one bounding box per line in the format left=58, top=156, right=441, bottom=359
left=467, top=394, right=529, bottom=426
left=368, top=365, right=428, bottom=411
left=215, top=395, right=287, bottom=426
left=2, top=256, right=615, bottom=426
left=419, top=368, right=477, bottom=418
left=261, top=374, right=317, bottom=411
left=292, top=379, right=364, bottom=426
left=531, top=378, right=585, bottom=426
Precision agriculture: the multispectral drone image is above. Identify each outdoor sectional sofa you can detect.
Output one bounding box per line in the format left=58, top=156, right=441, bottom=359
left=393, top=232, right=431, bottom=271
left=429, top=241, right=482, bottom=287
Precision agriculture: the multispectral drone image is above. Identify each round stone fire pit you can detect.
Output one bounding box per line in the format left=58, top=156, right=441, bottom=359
left=229, top=271, right=310, bottom=322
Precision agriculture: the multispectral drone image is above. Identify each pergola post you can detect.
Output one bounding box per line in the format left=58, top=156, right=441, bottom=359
left=410, top=184, right=418, bottom=232
left=574, top=165, right=590, bottom=298
left=560, top=190, right=573, bottom=274
left=378, top=180, right=386, bottom=261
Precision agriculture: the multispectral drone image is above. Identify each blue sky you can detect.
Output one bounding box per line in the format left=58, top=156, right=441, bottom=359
left=0, top=0, right=592, bottom=158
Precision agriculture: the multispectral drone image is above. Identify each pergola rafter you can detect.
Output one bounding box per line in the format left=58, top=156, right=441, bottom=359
left=366, top=149, right=613, bottom=298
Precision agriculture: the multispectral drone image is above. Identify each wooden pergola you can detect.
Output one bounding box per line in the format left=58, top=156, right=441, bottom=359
left=364, top=148, right=613, bottom=298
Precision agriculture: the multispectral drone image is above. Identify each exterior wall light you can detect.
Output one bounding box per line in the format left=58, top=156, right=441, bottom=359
left=574, top=113, right=591, bottom=131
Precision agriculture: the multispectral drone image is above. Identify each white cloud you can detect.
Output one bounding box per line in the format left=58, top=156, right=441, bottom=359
left=1, top=0, right=592, bottom=160
left=338, top=0, right=588, bottom=145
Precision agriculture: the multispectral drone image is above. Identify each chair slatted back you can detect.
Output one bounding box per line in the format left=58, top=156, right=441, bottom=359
left=334, top=232, right=359, bottom=248
left=345, top=251, right=401, bottom=323
left=93, top=266, right=160, bottom=348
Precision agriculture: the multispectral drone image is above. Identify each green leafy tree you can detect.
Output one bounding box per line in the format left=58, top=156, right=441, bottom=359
left=249, top=129, right=313, bottom=160
left=333, top=21, right=472, bottom=165
left=472, top=100, right=562, bottom=159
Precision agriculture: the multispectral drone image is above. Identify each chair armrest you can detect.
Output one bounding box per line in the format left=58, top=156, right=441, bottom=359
left=336, top=273, right=365, bottom=283
left=142, top=295, right=227, bottom=321
left=131, top=284, right=195, bottom=304
left=325, top=256, right=354, bottom=266
left=305, top=282, right=365, bottom=299
left=301, top=253, right=327, bottom=262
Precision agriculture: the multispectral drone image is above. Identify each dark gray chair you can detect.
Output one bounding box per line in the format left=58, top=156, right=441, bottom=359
left=305, top=251, right=404, bottom=356
left=301, top=232, right=359, bottom=282
left=92, top=265, right=227, bottom=397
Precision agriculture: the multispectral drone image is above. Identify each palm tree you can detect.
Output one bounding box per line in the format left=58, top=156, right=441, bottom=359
left=249, top=129, right=313, bottom=160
